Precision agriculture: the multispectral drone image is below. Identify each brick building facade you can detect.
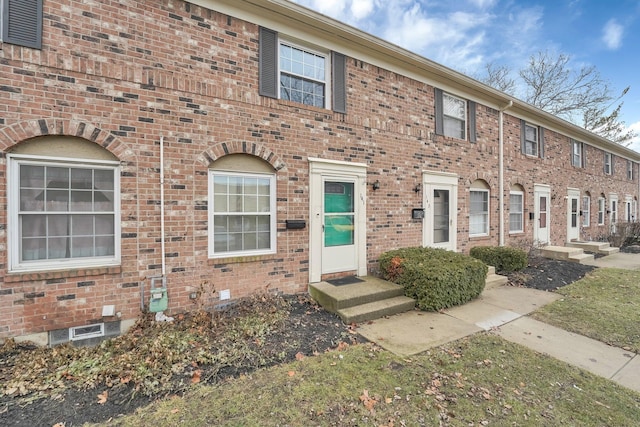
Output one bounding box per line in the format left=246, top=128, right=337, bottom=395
left=1, top=0, right=638, bottom=344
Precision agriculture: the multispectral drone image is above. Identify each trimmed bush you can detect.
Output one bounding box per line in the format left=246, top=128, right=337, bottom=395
left=469, top=246, right=528, bottom=273
left=379, top=247, right=488, bottom=311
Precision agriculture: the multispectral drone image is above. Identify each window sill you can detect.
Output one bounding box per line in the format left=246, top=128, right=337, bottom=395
left=208, top=253, right=279, bottom=266
left=5, top=265, right=122, bottom=283
left=509, top=231, right=525, bottom=235
left=469, top=234, right=490, bottom=239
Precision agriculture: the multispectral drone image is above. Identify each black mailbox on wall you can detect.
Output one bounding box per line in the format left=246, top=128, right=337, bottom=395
left=412, top=208, right=425, bottom=220
left=285, top=220, right=306, bottom=229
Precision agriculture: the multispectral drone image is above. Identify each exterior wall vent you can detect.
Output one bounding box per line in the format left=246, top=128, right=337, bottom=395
left=69, top=323, right=104, bottom=341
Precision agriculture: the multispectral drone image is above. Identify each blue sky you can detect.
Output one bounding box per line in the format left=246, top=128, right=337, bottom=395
left=290, top=0, right=640, bottom=152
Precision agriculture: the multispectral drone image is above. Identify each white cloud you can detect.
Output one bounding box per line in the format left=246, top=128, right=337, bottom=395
left=350, top=0, right=375, bottom=20
left=602, top=19, right=624, bottom=50
left=627, top=121, right=640, bottom=152
left=467, top=0, right=498, bottom=9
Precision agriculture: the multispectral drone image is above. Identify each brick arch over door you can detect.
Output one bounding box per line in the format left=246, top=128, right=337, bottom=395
left=197, top=139, right=287, bottom=171
left=0, top=118, right=136, bottom=163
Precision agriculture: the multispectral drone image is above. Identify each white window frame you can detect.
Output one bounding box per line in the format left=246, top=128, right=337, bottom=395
left=572, top=141, right=583, bottom=167
left=208, top=170, right=277, bottom=258
left=524, top=124, right=539, bottom=157
left=469, top=189, right=489, bottom=237
left=597, top=197, right=605, bottom=225
left=278, top=38, right=331, bottom=109
left=628, top=161, right=634, bottom=181
left=509, top=191, right=524, bottom=233
left=582, top=195, right=590, bottom=227
left=604, top=153, right=612, bottom=175
left=7, top=154, right=121, bottom=273
left=443, top=92, right=467, bottom=140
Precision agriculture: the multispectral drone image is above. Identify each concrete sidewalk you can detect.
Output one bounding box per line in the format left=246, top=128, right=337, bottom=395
left=357, top=284, right=640, bottom=393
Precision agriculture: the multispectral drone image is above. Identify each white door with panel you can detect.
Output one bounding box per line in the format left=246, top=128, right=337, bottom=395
left=534, top=184, right=551, bottom=245
left=566, top=188, right=580, bottom=242
left=423, top=172, right=458, bottom=251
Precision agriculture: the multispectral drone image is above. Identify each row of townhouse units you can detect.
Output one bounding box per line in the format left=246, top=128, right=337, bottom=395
left=1, top=0, right=638, bottom=344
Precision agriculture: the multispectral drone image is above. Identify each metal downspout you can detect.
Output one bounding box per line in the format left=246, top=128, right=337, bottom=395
left=499, top=101, right=513, bottom=246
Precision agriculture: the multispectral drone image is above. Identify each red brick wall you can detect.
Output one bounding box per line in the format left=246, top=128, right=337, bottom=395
left=0, top=0, right=637, bottom=339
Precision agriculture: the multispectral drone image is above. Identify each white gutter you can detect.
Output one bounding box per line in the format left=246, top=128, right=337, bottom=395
left=160, top=135, right=166, bottom=278
left=499, top=101, right=513, bottom=246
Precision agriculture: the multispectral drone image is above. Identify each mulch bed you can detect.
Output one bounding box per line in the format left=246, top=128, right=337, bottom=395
left=0, top=257, right=598, bottom=426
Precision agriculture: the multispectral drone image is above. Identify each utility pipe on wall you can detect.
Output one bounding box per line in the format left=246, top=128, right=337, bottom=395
left=160, top=135, right=166, bottom=278
left=499, top=100, right=513, bottom=247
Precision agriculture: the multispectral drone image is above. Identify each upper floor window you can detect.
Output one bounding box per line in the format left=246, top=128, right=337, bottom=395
left=259, top=27, right=346, bottom=113
left=1, top=0, right=43, bottom=49
left=434, top=88, right=477, bottom=142
left=628, top=160, right=634, bottom=181
left=571, top=140, right=585, bottom=168
left=521, top=122, right=544, bottom=157
left=8, top=153, right=120, bottom=272
left=604, top=152, right=612, bottom=175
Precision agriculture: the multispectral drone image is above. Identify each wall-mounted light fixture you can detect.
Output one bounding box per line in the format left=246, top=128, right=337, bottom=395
left=371, top=180, right=380, bottom=190
left=413, top=183, right=421, bottom=193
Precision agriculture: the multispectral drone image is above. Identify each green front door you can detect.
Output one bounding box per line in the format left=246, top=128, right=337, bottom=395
left=322, top=180, right=357, bottom=274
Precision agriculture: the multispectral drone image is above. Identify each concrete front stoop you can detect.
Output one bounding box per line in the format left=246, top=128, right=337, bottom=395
left=484, top=266, right=508, bottom=290
left=310, top=269, right=508, bottom=324
left=309, top=276, right=415, bottom=324
left=567, top=240, right=620, bottom=255
left=540, top=245, right=595, bottom=264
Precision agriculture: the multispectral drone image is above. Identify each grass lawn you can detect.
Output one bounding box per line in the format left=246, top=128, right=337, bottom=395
left=106, top=334, right=640, bottom=427
left=531, top=268, right=640, bottom=353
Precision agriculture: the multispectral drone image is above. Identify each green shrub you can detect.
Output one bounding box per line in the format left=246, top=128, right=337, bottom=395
left=379, top=247, right=488, bottom=311
left=469, top=246, right=528, bottom=273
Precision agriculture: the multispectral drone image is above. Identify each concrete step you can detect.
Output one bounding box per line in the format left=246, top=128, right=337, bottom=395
left=485, top=273, right=509, bottom=289
left=567, top=241, right=619, bottom=255
left=337, top=295, right=416, bottom=324
left=309, top=276, right=406, bottom=313
left=541, top=245, right=595, bottom=264
left=568, top=252, right=595, bottom=264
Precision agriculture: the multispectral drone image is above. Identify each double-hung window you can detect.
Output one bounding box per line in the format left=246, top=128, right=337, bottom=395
left=571, top=140, right=584, bottom=167
left=523, top=124, right=538, bottom=156
left=259, top=27, right=346, bottom=113
left=470, top=189, right=489, bottom=236
left=582, top=195, right=590, bottom=227
left=209, top=171, right=276, bottom=258
left=628, top=160, right=634, bottom=181
left=279, top=42, right=327, bottom=108
left=442, top=93, right=467, bottom=140
left=8, top=155, right=120, bottom=272
left=604, top=153, right=612, bottom=175
left=509, top=191, right=524, bottom=233
left=597, top=197, right=605, bottom=225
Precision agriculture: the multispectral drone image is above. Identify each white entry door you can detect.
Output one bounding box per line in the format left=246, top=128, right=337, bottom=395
left=423, top=172, right=458, bottom=251
left=534, top=184, right=551, bottom=245
left=610, top=194, right=618, bottom=234
left=308, top=158, right=367, bottom=283
left=567, top=188, right=580, bottom=242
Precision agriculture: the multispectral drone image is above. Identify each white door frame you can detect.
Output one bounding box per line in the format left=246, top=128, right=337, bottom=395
left=566, top=188, right=580, bottom=242
left=422, top=171, right=458, bottom=251
left=308, top=158, right=367, bottom=283
left=534, top=184, right=551, bottom=245
left=609, top=193, right=618, bottom=234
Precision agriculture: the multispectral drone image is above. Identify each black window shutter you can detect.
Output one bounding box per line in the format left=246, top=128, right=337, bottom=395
left=539, top=127, right=545, bottom=158
left=3, top=0, right=43, bottom=49
left=331, top=51, right=346, bottom=113
left=259, top=27, right=278, bottom=99
left=604, top=153, right=608, bottom=174
left=520, top=120, right=526, bottom=154
left=468, top=101, right=476, bottom=143
left=582, top=143, right=587, bottom=168
left=434, top=88, right=444, bottom=135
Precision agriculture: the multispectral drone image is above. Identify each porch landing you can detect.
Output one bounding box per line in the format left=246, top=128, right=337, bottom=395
left=541, top=241, right=619, bottom=264
left=309, top=266, right=508, bottom=324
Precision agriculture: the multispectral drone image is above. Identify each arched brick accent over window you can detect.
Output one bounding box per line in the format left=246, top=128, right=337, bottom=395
left=197, top=140, right=286, bottom=171
left=0, top=119, right=135, bottom=163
